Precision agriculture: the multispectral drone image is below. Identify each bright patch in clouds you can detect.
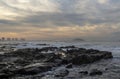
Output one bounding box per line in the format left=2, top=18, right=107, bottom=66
left=3, top=0, right=59, bottom=12
left=98, top=0, right=109, bottom=4
left=0, top=0, right=60, bottom=20
left=17, top=0, right=30, bottom=3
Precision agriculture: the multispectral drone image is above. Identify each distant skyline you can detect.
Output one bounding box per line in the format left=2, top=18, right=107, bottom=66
left=0, top=0, right=120, bottom=41
left=0, top=37, right=25, bottom=41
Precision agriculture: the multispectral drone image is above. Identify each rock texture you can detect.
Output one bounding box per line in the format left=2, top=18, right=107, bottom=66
left=0, top=46, right=113, bottom=79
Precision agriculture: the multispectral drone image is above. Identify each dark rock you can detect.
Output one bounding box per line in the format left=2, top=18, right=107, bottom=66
left=55, top=69, right=69, bottom=77
left=61, top=59, right=69, bottom=64
left=54, top=59, right=63, bottom=66
left=14, top=58, right=31, bottom=66
left=44, top=53, right=59, bottom=62
left=89, top=69, right=103, bottom=76
left=61, top=49, right=113, bottom=65
left=13, top=63, right=54, bottom=75
left=0, top=66, right=15, bottom=79
left=61, top=56, right=73, bottom=64
left=60, top=46, right=76, bottom=49
left=72, top=55, right=93, bottom=65
left=34, top=54, right=46, bottom=60
left=0, top=73, right=13, bottom=79
left=39, top=47, right=58, bottom=52
left=102, top=51, right=113, bottom=59
left=0, top=63, right=8, bottom=69
left=105, top=68, right=108, bottom=70
left=66, top=63, right=72, bottom=68
left=0, top=46, right=113, bottom=78
left=79, top=71, right=88, bottom=75
left=85, top=49, right=100, bottom=54
left=36, top=43, right=49, bottom=46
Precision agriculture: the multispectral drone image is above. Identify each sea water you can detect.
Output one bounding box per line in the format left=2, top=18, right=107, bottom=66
left=0, top=41, right=120, bottom=79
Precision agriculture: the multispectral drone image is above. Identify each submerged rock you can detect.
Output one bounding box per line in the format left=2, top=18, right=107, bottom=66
left=89, top=69, right=103, bottom=76
left=55, top=69, right=69, bottom=77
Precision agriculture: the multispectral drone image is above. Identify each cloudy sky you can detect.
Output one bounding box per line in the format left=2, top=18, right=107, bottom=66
left=0, top=0, right=120, bottom=41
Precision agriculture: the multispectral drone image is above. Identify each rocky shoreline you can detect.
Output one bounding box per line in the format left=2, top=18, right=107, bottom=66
left=0, top=46, right=113, bottom=79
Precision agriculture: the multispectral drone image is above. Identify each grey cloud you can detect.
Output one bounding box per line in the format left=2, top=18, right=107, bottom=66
left=1, top=0, right=120, bottom=27
left=13, top=1, right=120, bottom=25
left=0, top=0, right=120, bottom=41
left=19, top=13, right=88, bottom=27
left=0, top=19, right=21, bottom=26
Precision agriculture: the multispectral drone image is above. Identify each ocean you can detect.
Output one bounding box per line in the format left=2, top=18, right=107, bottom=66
left=0, top=41, right=120, bottom=79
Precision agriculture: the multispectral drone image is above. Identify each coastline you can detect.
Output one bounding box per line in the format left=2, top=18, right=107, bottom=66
left=0, top=44, right=113, bottom=79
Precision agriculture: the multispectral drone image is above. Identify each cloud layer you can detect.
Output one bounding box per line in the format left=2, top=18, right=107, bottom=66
left=0, top=0, right=120, bottom=41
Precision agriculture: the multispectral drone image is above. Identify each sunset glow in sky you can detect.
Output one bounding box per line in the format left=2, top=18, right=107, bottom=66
left=0, top=0, right=120, bottom=41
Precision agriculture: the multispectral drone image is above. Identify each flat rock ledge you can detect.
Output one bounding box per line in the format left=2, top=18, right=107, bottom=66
left=0, top=46, right=113, bottom=79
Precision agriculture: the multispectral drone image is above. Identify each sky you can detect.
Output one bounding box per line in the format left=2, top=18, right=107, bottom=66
left=0, top=0, right=120, bottom=41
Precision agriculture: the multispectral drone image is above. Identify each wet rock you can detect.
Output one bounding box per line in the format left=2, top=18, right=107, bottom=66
left=36, top=43, right=49, bottom=46
left=60, top=46, right=76, bottom=49
left=39, top=47, right=58, bottom=52
left=55, top=69, right=69, bottom=77
left=13, top=63, right=54, bottom=75
left=79, top=70, right=88, bottom=75
left=89, top=69, right=103, bottom=76
left=105, top=68, right=108, bottom=70
left=0, top=66, right=16, bottom=79
left=44, top=53, right=63, bottom=66
left=0, top=73, right=13, bottom=79
left=65, top=48, right=86, bottom=54
left=61, top=56, right=73, bottom=64
left=54, top=59, right=63, bottom=66
left=44, top=53, right=59, bottom=62
left=102, top=51, right=113, bottom=59
left=66, top=63, right=72, bottom=68
left=72, top=55, right=93, bottom=65
left=0, top=63, right=8, bottom=69
left=61, top=49, right=113, bottom=65
left=85, top=49, right=100, bottom=54
left=14, top=58, right=31, bottom=66
left=0, top=46, right=113, bottom=78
